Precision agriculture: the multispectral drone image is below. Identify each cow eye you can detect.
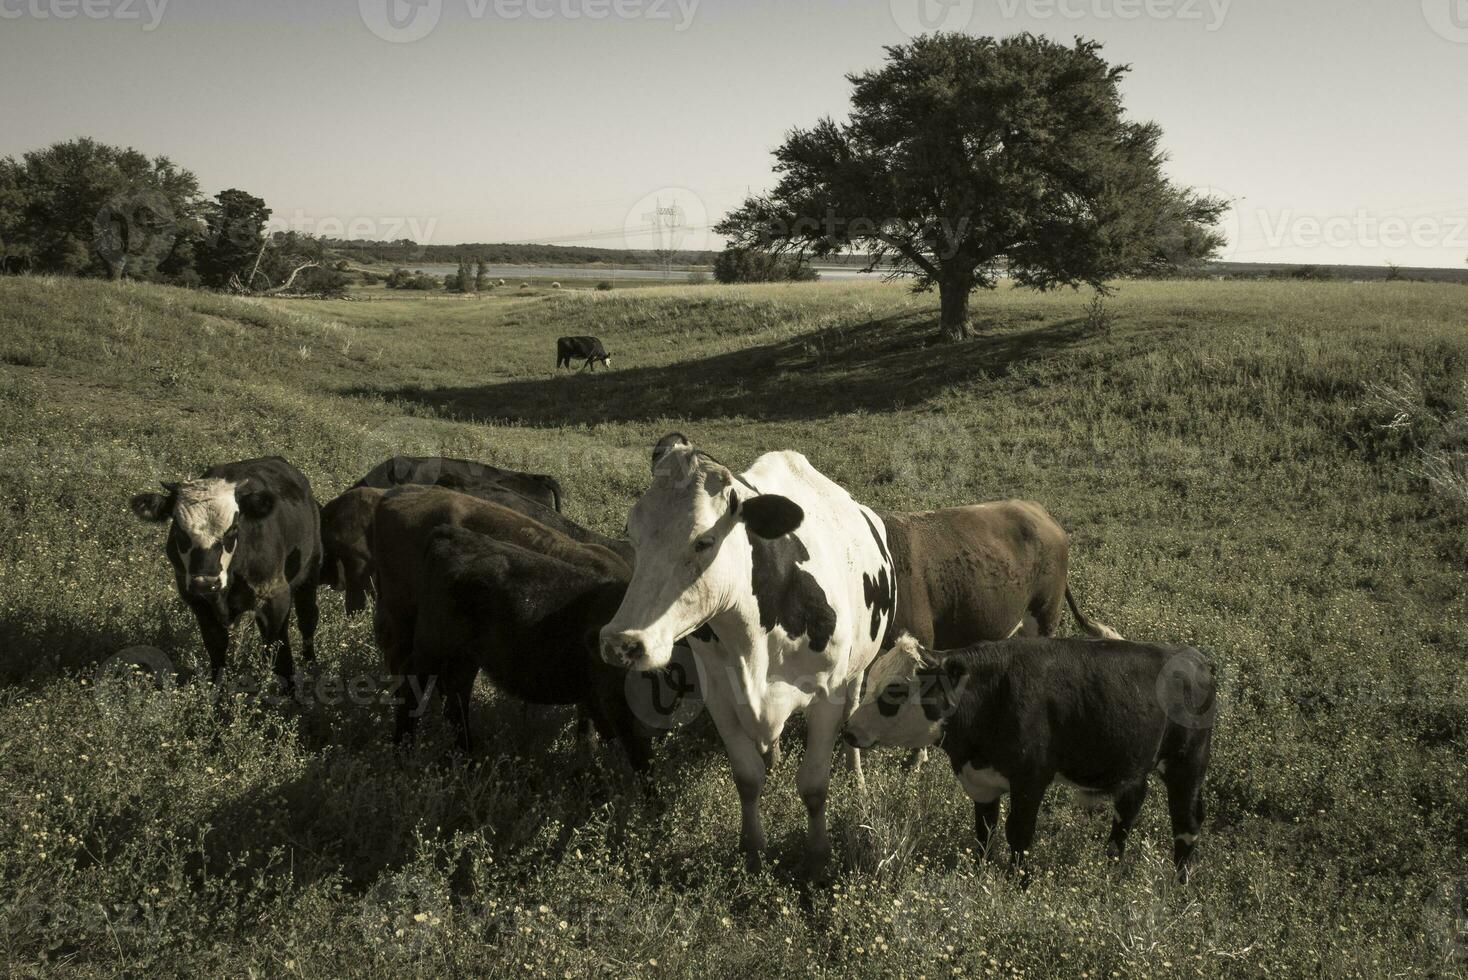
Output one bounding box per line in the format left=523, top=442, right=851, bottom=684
left=170, top=526, right=191, bottom=552
left=694, top=536, right=715, bottom=554
left=222, top=528, right=239, bottom=553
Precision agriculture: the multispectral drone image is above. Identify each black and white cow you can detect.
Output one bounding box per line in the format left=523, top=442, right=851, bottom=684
left=130, top=456, right=323, bottom=688
left=556, top=336, right=611, bottom=372
left=844, top=634, right=1214, bottom=881
left=600, top=434, right=895, bottom=876
left=353, top=455, right=562, bottom=513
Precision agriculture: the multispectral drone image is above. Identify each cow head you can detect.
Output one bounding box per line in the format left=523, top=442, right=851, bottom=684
left=319, top=487, right=383, bottom=615
left=599, top=435, right=805, bottom=671
left=844, top=634, right=967, bottom=750
left=130, top=477, right=275, bottom=596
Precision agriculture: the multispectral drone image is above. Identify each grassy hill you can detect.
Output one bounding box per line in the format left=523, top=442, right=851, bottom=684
left=1, top=275, right=1465, bottom=976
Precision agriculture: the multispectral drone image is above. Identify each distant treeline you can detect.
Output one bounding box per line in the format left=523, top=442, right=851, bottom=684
left=1206, top=261, right=1468, bottom=284
left=328, top=240, right=721, bottom=268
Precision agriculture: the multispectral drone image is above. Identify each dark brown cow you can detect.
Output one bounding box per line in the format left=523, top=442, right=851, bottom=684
left=371, top=487, right=629, bottom=684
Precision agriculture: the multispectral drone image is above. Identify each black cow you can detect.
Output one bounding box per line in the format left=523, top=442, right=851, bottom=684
left=402, top=526, right=654, bottom=769
left=844, top=634, right=1215, bottom=881
left=130, top=456, right=322, bottom=688
left=354, top=455, right=562, bottom=513
left=556, top=335, right=611, bottom=372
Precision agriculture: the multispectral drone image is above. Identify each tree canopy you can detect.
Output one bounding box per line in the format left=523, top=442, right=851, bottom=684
left=716, top=33, right=1227, bottom=340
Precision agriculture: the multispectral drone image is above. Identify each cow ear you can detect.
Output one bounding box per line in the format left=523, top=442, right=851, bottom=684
left=739, top=494, right=804, bottom=540
left=130, top=489, right=175, bottom=522
left=236, top=483, right=276, bottom=520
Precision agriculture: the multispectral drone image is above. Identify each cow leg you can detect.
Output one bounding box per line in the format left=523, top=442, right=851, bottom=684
left=703, top=693, right=767, bottom=871
left=187, top=599, right=230, bottom=681
left=1107, top=780, right=1150, bottom=861
left=293, top=582, right=319, bottom=666
left=1004, top=783, right=1047, bottom=884
left=440, top=661, right=479, bottom=754
left=974, top=799, right=1001, bottom=856
left=1163, top=760, right=1207, bottom=881
left=255, top=590, right=297, bottom=695
left=797, top=695, right=848, bottom=879
left=840, top=677, right=866, bottom=790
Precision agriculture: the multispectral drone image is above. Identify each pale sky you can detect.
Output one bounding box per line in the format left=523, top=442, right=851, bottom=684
left=3, top=0, right=1466, bottom=267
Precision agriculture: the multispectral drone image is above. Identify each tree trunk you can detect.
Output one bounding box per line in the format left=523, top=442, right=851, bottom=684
left=938, top=270, right=975, bottom=341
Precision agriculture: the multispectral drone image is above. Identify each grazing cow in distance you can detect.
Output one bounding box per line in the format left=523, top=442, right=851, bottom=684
left=129, top=456, right=322, bottom=688
left=371, top=487, right=630, bottom=738
left=353, top=455, right=562, bottom=512
left=844, top=634, right=1214, bottom=881
left=600, top=433, right=895, bottom=876
left=405, top=526, right=655, bottom=766
left=557, top=336, right=612, bottom=372
left=320, top=483, right=634, bottom=615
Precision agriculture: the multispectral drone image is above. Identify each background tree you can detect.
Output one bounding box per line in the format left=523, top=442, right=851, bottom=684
left=474, top=258, right=489, bottom=291
left=197, top=189, right=270, bottom=289
left=6, top=138, right=202, bottom=282
left=712, top=245, right=819, bottom=284
left=717, top=33, right=1227, bottom=341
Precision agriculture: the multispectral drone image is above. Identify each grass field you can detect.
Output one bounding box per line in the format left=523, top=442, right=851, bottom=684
left=1, top=274, right=1465, bottom=977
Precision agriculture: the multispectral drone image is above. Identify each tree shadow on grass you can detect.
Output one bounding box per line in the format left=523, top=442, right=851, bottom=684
left=352, top=311, right=1098, bottom=426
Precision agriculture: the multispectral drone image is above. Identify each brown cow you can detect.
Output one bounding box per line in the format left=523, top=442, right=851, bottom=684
left=880, top=501, right=1120, bottom=649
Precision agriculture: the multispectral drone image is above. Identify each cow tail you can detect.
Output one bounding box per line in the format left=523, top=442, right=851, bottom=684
left=1066, top=585, right=1123, bottom=640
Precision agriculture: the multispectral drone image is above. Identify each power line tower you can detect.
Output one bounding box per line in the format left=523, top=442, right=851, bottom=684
left=643, top=199, right=686, bottom=280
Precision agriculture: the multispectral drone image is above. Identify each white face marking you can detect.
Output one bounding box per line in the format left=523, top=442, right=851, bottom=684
left=958, top=765, right=1010, bottom=803
left=1174, top=833, right=1199, bottom=845
left=845, top=637, right=945, bottom=750
left=172, top=479, right=241, bottom=586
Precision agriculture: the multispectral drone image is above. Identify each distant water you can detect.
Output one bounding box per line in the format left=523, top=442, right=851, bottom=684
left=402, top=263, right=880, bottom=283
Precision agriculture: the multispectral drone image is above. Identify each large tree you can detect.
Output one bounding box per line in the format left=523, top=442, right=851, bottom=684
left=8, top=138, right=202, bottom=282
left=197, top=188, right=271, bottom=289
left=717, top=33, right=1227, bottom=340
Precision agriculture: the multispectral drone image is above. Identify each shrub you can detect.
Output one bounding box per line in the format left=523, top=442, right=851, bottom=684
left=712, top=246, right=818, bottom=284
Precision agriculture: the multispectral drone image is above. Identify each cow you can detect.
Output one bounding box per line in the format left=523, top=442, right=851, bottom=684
left=320, top=484, right=633, bottom=616
left=843, top=634, right=1214, bottom=882
left=599, top=433, right=895, bottom=876
left=557, top=336, right=612, bottom=372
left=403, top=526, right=655, bottom=767
left=881, top=502, right=1121, bottom=648
left=353, top=455, right=562, bottom=512
left=370, top=487, right=630, bottom=739
left=129, top=456, right=322, bottom=689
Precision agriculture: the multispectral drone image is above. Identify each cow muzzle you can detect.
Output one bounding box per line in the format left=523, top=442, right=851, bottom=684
left=600, top=631, right=645, bottom=667
left=187, top=574, right=225, bottom=595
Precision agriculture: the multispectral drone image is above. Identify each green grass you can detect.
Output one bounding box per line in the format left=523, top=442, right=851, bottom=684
left=1, top=273, right=1465, bottom=977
